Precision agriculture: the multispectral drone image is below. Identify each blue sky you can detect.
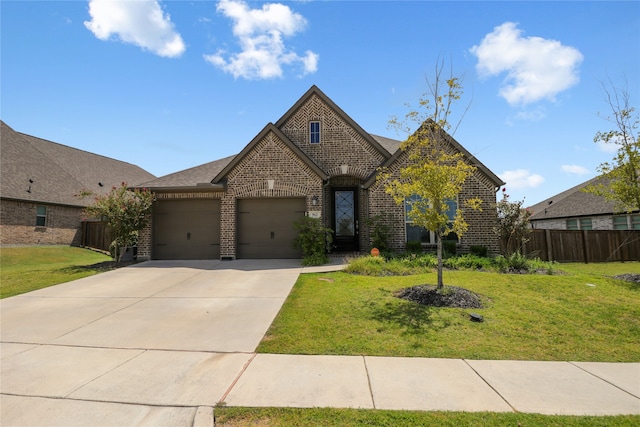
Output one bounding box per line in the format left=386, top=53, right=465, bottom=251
left=2, top=1, right=639, bottom=205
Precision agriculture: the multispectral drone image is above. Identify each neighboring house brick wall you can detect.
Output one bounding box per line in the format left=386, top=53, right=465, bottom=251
left=531, top=218, right=565, bottom=230
left=0, top=199, right=82, bottom=245
left=532, top=215, right=613, bottom=230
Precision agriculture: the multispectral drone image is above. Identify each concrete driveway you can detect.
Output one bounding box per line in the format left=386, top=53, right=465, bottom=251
left=1, top=259, right=305, bottom=426
left=2, top=259, right=639, bottom=426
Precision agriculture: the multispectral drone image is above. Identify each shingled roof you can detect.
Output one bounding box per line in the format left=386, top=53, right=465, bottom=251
left=136, top=133, right=398, bottom=190
left=528, top=175, right=621, bottom=221
left=135, top=155, right=236, bottom=191
left=1, top=121, right=156, bottom=207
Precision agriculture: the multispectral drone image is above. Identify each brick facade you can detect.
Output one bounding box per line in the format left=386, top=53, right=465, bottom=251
left=0, top=199, right=82, bottom=246
left=367, top=146, right=501, bottom=254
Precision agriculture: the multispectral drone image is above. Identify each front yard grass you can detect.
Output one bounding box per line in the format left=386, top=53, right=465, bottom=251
left=0, top=246, right=113, bottom=298
left=214, top=407, right=639, bottom=427
left=258, top=262, right=640, bottom=362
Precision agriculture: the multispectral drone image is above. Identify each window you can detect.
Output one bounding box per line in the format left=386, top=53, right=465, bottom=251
left=309, top=121, right=320, bottom=144
left=613, top=216, right=628, bottom=229
left=36, top=205, right=47, bottom=227
left=567, top=217, right=592, bottom=230
left=613, top=214, right=640, bottom=230
left=405, top=196, right=458, bottom=244
left=579, top=218, right=592, bottom=230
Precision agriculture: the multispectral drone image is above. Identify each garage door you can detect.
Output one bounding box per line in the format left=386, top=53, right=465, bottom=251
left=237, top=198, right=306, bottom=259
left=153, top=199, right=221, bottom=260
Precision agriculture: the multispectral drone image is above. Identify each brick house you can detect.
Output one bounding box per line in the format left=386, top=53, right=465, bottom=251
left=0, top=121, right=156, bottom=246
left=136, top=86, right=504, bottom=260
left=528, top=175, right=640, bottom=230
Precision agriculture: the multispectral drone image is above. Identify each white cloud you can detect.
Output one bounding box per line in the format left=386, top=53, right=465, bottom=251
left=561, top=164, right=589, bottom=175
left=501, top=169, right=545, bottom=189
left=204, top=0, right=318, bottom=79
left=85, top=0, right=185, bottom=58
left=470, top=22, right=583, bottom=105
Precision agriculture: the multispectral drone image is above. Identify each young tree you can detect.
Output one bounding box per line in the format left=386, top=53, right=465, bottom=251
left=382, top=62, right=481, bottom=290
left=585, top=80, right=640, bottom=212
left=81, top=183, right=155, bottom=263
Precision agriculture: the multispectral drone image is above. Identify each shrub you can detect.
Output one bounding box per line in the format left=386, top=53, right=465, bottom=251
left=445, top=254, right=492, bottom=270
left=443, top=240, right=457, bottom=257
left=365, top=214, right=392, bottom=253
left=470, top=245, right=488, bottom=257
left=292, top=217, right=333, bottom=266
left=405, top=240, right=422, bottom=254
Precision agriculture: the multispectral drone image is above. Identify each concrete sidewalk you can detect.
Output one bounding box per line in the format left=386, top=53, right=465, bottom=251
left=1, top=259, right=639, bottom=426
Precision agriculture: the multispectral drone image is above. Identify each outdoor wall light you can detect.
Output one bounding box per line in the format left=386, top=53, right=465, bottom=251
left=311, top=196, right=319, bottom=206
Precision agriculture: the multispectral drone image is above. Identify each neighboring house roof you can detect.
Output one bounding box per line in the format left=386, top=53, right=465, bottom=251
left=528, top=175, right=623, bottom=221
left=0, top=121, right=156, bottom=207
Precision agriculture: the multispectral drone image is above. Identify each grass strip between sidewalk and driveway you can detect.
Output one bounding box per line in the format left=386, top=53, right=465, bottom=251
left=214, top=407, right=640, bottom=426
left=0, top=246, right=113, bottom=298
left=257, top=262, right=640, bottom=362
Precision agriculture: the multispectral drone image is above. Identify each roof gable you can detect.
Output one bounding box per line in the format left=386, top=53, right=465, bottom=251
left=275, top=85, right=392, bottom=160
left=364, top=120, right=505, bottom=189
left=212, top=123, right=328, bottom=183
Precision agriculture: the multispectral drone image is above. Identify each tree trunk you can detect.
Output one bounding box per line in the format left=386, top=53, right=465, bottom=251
left=436, top=233, right=444, bottom=290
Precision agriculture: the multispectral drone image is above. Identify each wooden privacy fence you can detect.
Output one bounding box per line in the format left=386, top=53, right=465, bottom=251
left=519, top=229, right=640, bottom=263
left=80, top=221, right=111, bottom=252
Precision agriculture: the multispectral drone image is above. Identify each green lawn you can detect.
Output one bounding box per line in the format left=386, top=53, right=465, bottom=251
left=214, top=407, right=639, bottom=427
left=258, top=262, right=640, bottom=362
left=0, top=246, right=113, bottom=298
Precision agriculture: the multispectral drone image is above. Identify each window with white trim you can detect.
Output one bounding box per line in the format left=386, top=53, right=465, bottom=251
left=405, top=196, right=458, bottom=244
left=309, top=121, right=320, bottom=144
left=36, top=205, right=47, bottom=227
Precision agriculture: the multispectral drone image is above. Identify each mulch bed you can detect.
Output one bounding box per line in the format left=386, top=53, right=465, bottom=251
left=395, top=285, right=484, bottom=308
left=614, top=273, right=640, bottom=283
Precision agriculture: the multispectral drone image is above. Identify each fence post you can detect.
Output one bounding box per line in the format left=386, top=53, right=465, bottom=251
left=582, top=229, right=589, bottom=263
left=545, top=229, right=553, bottom=262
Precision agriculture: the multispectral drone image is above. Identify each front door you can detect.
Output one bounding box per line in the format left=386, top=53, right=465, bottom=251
left=332, top=188, right=359, bottom=252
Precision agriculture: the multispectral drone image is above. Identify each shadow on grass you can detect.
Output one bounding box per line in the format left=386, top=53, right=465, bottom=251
left=363, top=297, right=451, bottom=336
left=56, top=260, right=136, bottom=275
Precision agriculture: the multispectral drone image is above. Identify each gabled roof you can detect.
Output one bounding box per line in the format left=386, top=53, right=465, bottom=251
left=275, top=85, right=392, bottom=160
left=212, top=123, right=329, bottom=183
left=528, top=175, right=622, bottom=220
left=364, top=120, right=505, bottom=189
left=0, top=121, right=156, bottom=207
